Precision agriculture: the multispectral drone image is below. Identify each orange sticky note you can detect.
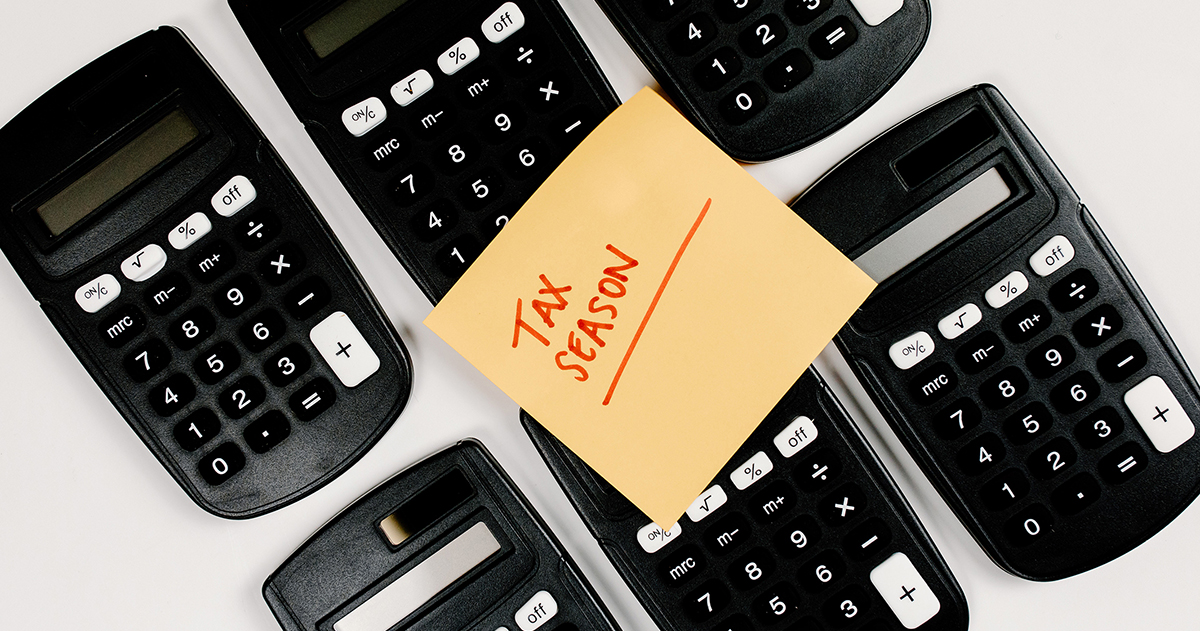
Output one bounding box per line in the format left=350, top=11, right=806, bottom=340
left=425, top=88, right=875, bottom=527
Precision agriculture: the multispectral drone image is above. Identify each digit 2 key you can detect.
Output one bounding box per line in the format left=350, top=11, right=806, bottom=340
left=789, top=84, right=1200, bottom=579
left=0, top=27, right=413, bottom=518
left=229, top=0, right=620, bottom=302
left=524, top=369, right=969, bottom=631
left=590, top=0, right=930, bottom=162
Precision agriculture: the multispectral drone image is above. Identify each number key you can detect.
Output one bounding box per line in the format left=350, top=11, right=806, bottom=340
left=173, top=409, right=220, bottom=452
left=670, top=14, right=718, bottom=56
left=739, top=14, right=786, bottom=58
left=460, top=168, right=505, bottom=211
left=215, top=274, right=261, bottom=318
left=694, top=47, right=743, bottom=91
left=219, top=375, right=266, bottom=419
left=1049, top=371, right=1100, bottom=413
left=411, top=200, right=458, bottom=242
left=239, top=309, right=286, bottom=352
left=1074, top=406, right=1124, bottom=449
left=393, top=164, right=434, bottom=206
left=265, top=343, right=312, bottom=387
left=1026, top=335, right=1076, bottom=379
left=979, top=366, right=1028, bottom=409
left=719, top=82, right=767, bottom=125
left=823, top=585, right=870, bottom=628
left=506, top=137, right=550, bottom=179
left=1004, top=504, right=1053, bottom=546
left=149, top=373, right=196, bottom=417
left=1002, top=401, right=1052, bottom=445
left=980, top=468, right=1029, bottom=511
left=1028, top=436, right=1076, bottom=479
left=729, top=547, right=775, bottom=590
left=773, top=514, right=821, bottom=557
left=931, top=398, right=981, bottom=439
left=435, top=136, right=479, bottom=174
left=682, top=579, right=730, bottom=622
left=956, top=433, right=1005, bottom=476
left=170, top=306, right=215, bottom=350
left=480, top=103, right=526, bottom=144
left=752, top=582, right=799, bottom=622
left=435, top=235, right=482, bottom=279
left=124, top=338, right=171, bottom=382
left=198, top=442, right=245, bottom=486
left=799, top=549, right=845, bottom=592
left=194, top=341, right=240, bottom=385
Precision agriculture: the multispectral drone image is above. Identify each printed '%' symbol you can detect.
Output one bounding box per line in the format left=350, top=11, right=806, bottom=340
left=516, top=46, right=534, bottom=64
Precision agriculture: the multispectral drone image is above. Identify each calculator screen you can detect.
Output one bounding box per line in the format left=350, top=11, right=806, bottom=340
left=36, top=109, right=198, bottom=237
left=854, top=166, right=1013, bottom=282
left=303, top=0, right=413, bottom=59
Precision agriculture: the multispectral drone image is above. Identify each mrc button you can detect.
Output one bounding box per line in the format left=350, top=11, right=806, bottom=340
left=908, top=361, right=958, bottom=405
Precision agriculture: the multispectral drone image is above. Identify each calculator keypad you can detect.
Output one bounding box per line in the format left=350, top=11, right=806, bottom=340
left=325, top=1, right=616, bottom=300
left=70, top=174, right=385, bottom=489
left=620, top=407, right=956, bottom=630
left=877, top=233, right=1198, bottom=566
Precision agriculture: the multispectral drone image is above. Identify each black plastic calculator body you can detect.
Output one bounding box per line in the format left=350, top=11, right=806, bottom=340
left=523, top=369, right=968, bottom=631
left=0, top=27, right=413, bottom=519
left=229, top=0, right=620, bottom=302
left=263, top=439, right=621, bottom=631
left=789, top=84, right=1200, bottom=580
left=592, top=0, right=929, bottom=162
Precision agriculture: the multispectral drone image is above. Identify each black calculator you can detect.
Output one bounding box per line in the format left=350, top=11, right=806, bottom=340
left=0, top=27, right=413, bottom=519
left=523, top=370, right=968, bottom=631
left=789, top=84, right=1200, bottom=580
left=229, top=0, right=620, bottom=302
left=263, top=439, right=621, bottom=631
left=591, top=0, right=929, bottom=162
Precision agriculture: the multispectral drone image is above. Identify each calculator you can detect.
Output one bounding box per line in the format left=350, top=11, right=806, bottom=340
left=789, top=84, right=1200, bottom=580
left=0, top=27, right=413, bottom=519
left=590, top=0, right=929, bottom=162
left=229, top=0, right=620, bottom=302
left=263, top=439, right=621, bottom=631
left=523, top=370, right=969, bottom=631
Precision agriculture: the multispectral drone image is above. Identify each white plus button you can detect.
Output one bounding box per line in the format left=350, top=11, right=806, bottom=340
left=870, top=552, right=942, bottom=629
left=310, top=312, right=380, bottom=387
left=1125, top=375, right=1195, bottom=453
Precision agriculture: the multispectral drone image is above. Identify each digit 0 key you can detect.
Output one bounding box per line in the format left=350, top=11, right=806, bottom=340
left=789, top=84, right=1200, bottom=579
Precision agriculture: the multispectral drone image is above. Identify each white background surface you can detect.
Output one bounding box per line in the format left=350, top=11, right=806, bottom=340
left=1, top=1, right=1198, bottom=629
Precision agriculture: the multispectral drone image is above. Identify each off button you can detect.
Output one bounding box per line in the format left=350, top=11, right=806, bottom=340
left=482, top=2, right=525, bottom=43
left=514, top=591, right=557, bottom=631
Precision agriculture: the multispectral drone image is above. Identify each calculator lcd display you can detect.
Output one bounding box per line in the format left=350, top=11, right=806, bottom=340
left=894, top=110, right=997, bottom=189
left=378, top=468, right=474, bottom=546
left=854, top=167, right=1012, bottom=282
left=36, top=109, right=198, bottom=237
left=303, top=0, right=412, bottom=59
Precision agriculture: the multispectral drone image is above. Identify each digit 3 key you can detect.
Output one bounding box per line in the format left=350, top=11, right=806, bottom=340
left=523, top=369, right=969, bottom=631
left=0, top=27, right=413, bottom=518
left=229, top=0, right=620, bottom=302
left=789, top=84, right=1200, bottom=579
left=590, top=0, right=931, bottom=162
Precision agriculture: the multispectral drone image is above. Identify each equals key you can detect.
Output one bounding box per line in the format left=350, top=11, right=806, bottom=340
left=236, top=210, right=280, bottom=251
